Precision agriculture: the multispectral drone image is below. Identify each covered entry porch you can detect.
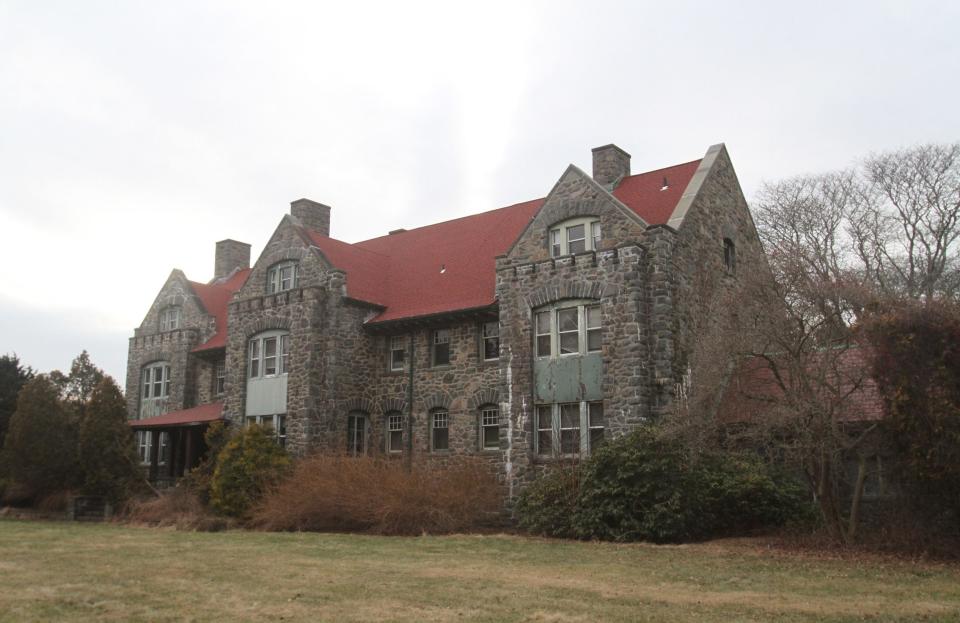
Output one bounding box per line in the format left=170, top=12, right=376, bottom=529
left=129, top=402, right=223, bottom=487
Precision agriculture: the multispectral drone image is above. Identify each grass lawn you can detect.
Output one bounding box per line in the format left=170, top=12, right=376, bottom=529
left=0, top=519, right=958, bottom=622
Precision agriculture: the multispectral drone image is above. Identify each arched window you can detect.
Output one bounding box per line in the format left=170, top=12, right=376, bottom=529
left=347, top=411, right=368, bottom=456
left=159, top=306, right=181, bottom=331
left=430, top=409, right=449, bottom=452
left=549, top=217, right=601, bottom=257
left=479, top=405, right=500, bottom=450
left=723, top=238, right=736, bottom=274
left=266, top=260, right=299, bottom=294
left=385, top=411, right=403, bottom=454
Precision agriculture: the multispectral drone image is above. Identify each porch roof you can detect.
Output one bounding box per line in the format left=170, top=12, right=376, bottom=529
left=129, top=402, right=223, bottom=429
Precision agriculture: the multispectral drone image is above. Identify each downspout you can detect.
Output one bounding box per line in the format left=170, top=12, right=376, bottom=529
left=405, top=331, right=415, bottom=471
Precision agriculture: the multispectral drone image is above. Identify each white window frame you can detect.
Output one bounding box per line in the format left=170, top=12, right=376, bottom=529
left=159, top=306, right=181, bottom=332
left=480, top=321, right=499, bottom=361
left=534, top=302, right=602, bottom=359
left=215, top=360, right=226, bottom=396
left=432, top=329, right=451, bottom=367
left=431, top=409, right=449, bottom=452
left=535, top=401, right=604, bottom=458
left=248, top=332, right=290, bottom=379
left=549, top=217, right=601, bottom=257
left=141, top=362, right=171, bottom=400
left=244, top=414, right=287, bottom=447
left=137, top=430, right=151, bottom=465
left=266, top=261, right=299, bottom=294
left=480, top=406, right=500, bottom=450
left=386, top=411, right=403, bottom=453
left=389, top=335, right=406, bottom=372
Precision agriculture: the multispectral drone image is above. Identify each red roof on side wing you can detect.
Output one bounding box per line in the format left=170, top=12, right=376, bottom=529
left=129, top=402, right=223, bottom=428
left=304, top=159, right=702, bottom=323
left=190, top=268, right=250, bottom=352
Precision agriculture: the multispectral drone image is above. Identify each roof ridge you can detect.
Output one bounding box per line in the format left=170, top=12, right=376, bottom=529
left=355, top=197, right=544, bottom=246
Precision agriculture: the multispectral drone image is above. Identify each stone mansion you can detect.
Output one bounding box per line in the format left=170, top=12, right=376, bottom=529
left=126, top=143, right=763, bottom=493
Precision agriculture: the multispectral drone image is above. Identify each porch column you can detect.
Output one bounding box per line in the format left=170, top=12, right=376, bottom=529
left=149, top=430, right=159, bottom=482
left=184, top=427, right=196, bottom=472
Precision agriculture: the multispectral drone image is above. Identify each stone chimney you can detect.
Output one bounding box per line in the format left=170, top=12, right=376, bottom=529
left=591, top=144, right=631, bottom=189
left=214, top=239, right=251, bottom=280
left=290, top=198, right=331, bottom=237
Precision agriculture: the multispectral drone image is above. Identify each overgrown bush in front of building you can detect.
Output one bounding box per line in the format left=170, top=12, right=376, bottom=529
left=0, top=376, right=81, bottom=503
left=180, top=420, right=231, bottom=505
left=516, top=426, right=811, bottom=543
left=251, top=455, right=503, bottom=535
left=79, top=378, right=144, bottom=504
left=210, top=424, right=291, bottom=517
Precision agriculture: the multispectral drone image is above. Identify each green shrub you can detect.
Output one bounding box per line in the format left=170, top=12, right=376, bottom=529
left=516, top=427, right=811, bottom=543
left=514, top=462, right=580, bottom=538
left=210, top=425, right=290, bottom=517
left=79, top=378, right=144, bottom=504
left=181, top=421, right=230, bottom=505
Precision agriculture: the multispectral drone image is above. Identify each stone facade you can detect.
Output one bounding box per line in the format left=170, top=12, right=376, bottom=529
left=126, top=143, right=763, bottom=499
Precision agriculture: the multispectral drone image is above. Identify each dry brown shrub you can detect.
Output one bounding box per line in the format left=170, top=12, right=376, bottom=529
left=251, top=455, right=503, bottom=535
left=123, top=487, right=230, bottom=532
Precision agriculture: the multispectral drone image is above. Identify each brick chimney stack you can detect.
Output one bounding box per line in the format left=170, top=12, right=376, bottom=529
left=290, top=198, right=331, bottom=237
left=591, top=144, right=631, bottom=189
left=214, top=239, right=251, bottom=280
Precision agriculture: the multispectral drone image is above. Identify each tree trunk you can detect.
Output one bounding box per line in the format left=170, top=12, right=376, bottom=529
left=846, top=455, right=869, bottom=542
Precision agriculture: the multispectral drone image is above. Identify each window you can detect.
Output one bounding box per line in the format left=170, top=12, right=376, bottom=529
left=480, top=406, right=499, bottom=450
left=535, top=303, right=601, bottom=358
left=535, top=401, right=605, bottom=457
left=248, top=333, right=290, bottom=378
left=266, top=261, right=298, bottom=294
left=535, top=310, right=552, bottom=357
left=549, top=217, right=601, bottom=257
left=480, top=321, right=499, bottom=361
left=158, top=432, right=169, bottom=465
left=136, top=431, right=151, bottom=464
left=386, top=411, right=403, bottom=453
left=347, top=412, right=368, bottom=456
left=244, top=414, right=287, bottom=447
left=431, top=410, right=449, bottom=451
left=432, top=329, right=451, bottom=366
left=141, top=362, right=170, bottom=400
left=215, top=360, right=226, bottom=396
left=723, top=238, right=736, bottom=274
left=159, top=306, right=181, bottom=332
left=389, top=335, right=406, bottom=371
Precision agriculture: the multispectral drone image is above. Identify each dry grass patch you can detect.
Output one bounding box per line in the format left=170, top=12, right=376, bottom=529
left=1, top=520, right=959, bottom=622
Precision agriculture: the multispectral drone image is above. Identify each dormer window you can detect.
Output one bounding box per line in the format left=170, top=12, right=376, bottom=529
left=549, top=218, right=601, bottom=257
left=159, top=306, right=181, bottom=331
left=266, top=261, right=298, bottom=294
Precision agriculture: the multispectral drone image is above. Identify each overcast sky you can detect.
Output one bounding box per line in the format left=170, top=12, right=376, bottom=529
left=1, top=0, right=958, bottom=386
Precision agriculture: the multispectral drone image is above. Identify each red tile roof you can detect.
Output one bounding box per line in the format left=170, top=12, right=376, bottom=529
left=307, top=159, right=701, bottom=324
left=190, top=268, right=250, bottom=352
left=612, top=159, right=702, bottom=225
left=129, top=402, right=223, bottom=428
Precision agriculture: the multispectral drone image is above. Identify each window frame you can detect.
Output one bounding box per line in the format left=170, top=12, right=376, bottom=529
left=480, top=321, right=499, bottom=362
left=266, top=261, right=299, bottom=294
left=431, top=409, right=449, bottom=452
left=723, top=238, right=737, bottom=275
left=480, top=405, right=500, bottom=451
left=548, top=217, right=602, bottom=257
left=432, top=329, right=451, bottom=367
left=389, top=335, right=406, bottom=372
left=534, top=302, right=602, bottom=359
left=386, top=411, right=403, bottom=454
left=346, top=412, right=368, bottom=457
left=248, top=331, right=290, bottom=380
left=535, top=400, right=605, bottom=458
left=244, top=414, right=287, bottom=447
left=141, top=362, right=171, bottom=400
left=215, top=360, right=226, bottom=396
left=159, top=306, right=182, bottom=332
